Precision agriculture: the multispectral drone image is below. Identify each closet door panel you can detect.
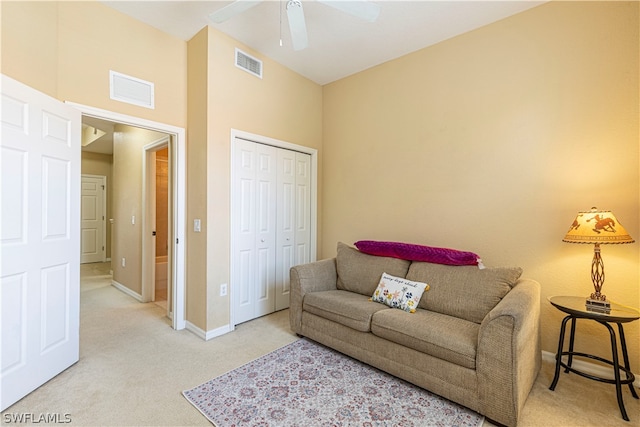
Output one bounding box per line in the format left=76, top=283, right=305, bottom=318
left=233, top=140, right=257, bottom=324
left=276, top=149, right=296, bottom=310
left=237, top=249, right=253, bottom=309
left=254, top=144, right=277, bottom=317
left=295, top=152, right=311, bottom=266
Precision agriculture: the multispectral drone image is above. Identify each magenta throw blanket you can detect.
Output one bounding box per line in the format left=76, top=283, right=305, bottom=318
left=354, top=240, right=480, bottom=267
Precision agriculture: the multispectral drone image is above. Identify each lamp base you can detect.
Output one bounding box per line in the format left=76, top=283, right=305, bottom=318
left=586, top=297, right=611, bottom=314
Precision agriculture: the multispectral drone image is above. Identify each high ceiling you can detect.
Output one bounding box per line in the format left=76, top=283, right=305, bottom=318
left=102, top=1, right=545, bottom=85
left=85, top=1, right=544, bottom=154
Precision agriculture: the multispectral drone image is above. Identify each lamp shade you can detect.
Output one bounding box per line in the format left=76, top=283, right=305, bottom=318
left=563, top=208, right=634, bottom=244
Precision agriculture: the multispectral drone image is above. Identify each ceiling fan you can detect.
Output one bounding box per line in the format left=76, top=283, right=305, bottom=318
left=209, top=0, right=381, bottom=51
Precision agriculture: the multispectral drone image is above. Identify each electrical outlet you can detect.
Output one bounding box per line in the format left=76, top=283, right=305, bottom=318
left=220, top=283, right=227, bottom=297
left=121, top=257, right=126, bottom=267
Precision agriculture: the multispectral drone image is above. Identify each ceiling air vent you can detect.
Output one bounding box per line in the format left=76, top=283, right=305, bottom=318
left=109, top=70, right=155, bottom=109
left=235, top=48, right=262, bottom=79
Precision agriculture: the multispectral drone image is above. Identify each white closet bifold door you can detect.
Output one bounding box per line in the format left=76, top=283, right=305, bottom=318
left=253, top=143, right=277, bottom=319
left=275, top=148, right=296, bottom=311
left=232, top=138, right=311, bottom=324
left=233, top=139, right=276, bottom=324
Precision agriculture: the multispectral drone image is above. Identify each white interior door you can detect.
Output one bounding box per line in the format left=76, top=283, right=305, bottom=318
left=294, top=152, right=311, bottom=265
left=234, top=138, right=257, bottom=324
left=232, top=139, right=277, bottom=324
left=254, top=143, right=277, bottom=318
left=275, top=149, right=295, bottom=311
left=1, top=75, right=81, bottom=411
left=80, top=175, right=105, bottom=264
left=232, top=137, right=311, bottom=323
left=275, top=150, right=310, bottom=310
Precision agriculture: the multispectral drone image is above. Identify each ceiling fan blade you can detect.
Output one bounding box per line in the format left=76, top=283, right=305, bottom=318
left=318, top=0, right=381, bottom=23
left=209, top=0, right=262, bottom=24
left=286, top=1, right=308, bottom=51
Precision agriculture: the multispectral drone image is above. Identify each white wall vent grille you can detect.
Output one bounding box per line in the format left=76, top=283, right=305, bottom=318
left=235, top=48, right=263, bottom=79
left=109, top=70, right=155, bottom=109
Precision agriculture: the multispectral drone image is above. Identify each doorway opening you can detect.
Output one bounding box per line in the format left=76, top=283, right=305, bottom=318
left=142, top=139, right=172, bottom=318
left=74, top=102, right=186, bottom=331
left=154, top=146, right=169, bottom=310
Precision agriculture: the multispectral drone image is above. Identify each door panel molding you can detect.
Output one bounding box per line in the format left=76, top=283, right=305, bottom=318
left=81, top=174, right=106, bottom=264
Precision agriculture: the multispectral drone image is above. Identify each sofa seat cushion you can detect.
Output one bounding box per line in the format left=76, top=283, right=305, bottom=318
left=336, top=242, right=411, bottom=297
left=303, top=290, right=390, bottom=332
left=371, top=308, right=480, bottom=369
left=407, top=262, right=522, bottom=324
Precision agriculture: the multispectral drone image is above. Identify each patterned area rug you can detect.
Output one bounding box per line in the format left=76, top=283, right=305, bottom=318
left=183, top=339, right=484, bottom=426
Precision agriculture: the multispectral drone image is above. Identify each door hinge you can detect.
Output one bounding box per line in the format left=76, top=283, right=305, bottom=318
left=101, top=185, right=105, bottom=190
left=176, top=238, right=179, bottom=244
left=152, top=231, right=156, bottom=236
left=102, top=246, right=105, bottom=251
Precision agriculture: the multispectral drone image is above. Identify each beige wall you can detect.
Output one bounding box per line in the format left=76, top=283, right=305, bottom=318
left=81, top=152, right=113, bottom=259
left=1, top=1, right=58, bottom=96
left=111, top=125, right=167, bottom=295
left=323, top=1, right=639, bottom=370
left=1, top=2, right=187, bottom=128
left=186, top=27, right=323, bottom=332
left=186, top=27, right=209, bottom=330
left=203, top=28, right=323, bottom=331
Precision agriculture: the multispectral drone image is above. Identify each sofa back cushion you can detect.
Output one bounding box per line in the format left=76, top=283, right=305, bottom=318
left=336, top=242, right=411, bottom=297
left=406, top=262, right=522, bottom=324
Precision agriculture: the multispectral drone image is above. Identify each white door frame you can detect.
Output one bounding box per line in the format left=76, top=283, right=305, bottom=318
left=80, top=174, right=107, bottom=264
left=230, top=129, right=318, bottom=328
left=68, top=102, right=186, bottom=331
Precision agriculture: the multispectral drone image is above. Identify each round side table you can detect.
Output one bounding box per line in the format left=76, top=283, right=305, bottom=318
left=548, top=295, right=639, bottom=421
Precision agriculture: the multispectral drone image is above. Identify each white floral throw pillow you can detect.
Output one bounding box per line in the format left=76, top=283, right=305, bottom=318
left=371, top=272, right=429, bottom=313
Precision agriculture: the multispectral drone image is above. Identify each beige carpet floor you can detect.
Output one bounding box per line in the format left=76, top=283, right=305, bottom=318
left=2, top=262, right=638, bottom=426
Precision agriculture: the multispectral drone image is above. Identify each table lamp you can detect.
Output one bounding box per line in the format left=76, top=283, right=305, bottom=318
left=563, top=207, right=634, bottom=311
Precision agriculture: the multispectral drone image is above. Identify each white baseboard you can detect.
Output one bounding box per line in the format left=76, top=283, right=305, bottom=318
left=111, top=280, right=143, bottom=302
left=542, top=350, right=640, bottom=388
left=206, top=324, right=233, bottom=340
left=185, top=321, right=233, bottom=341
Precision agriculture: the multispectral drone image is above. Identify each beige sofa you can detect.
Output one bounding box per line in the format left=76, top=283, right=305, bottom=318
left=289, top=242, right=541, bottom=427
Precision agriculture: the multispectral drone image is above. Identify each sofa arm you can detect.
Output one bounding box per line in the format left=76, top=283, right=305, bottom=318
left=476, top=278, right=541, bottom=427
left=289, top=258, right=338, bottom=333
